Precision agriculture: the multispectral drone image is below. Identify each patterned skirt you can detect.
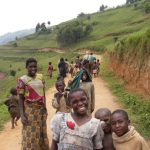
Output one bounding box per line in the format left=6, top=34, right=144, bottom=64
left=22, top=103, right=49, bottom=150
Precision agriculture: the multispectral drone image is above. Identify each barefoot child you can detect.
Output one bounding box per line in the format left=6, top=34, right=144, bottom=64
left=95, top=108, right=115, bottom=150
left=51, top=88, right=104, bottom=150
left=47, top=62, right=53, bottom=78
left=4, top=87, right=20, bottom=129
left=111, top=109, right=150, bottom=150
left=52, top=80, right=71, bottom=113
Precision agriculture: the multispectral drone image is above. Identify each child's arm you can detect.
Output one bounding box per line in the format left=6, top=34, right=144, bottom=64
left=50, top=114, right=62, bottom=150
left=51, top=139, right=58, bottom=150
left=52, top=93, right=60, bottom=109
left=4, top=99, right=10, bottom=106
left=91, top=84, right=95, bottom=113
left=93, top=122, right=104, bottom=150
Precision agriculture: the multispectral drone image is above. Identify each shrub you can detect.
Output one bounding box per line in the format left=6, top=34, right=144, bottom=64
left=10, top=70, right=16, bottom=76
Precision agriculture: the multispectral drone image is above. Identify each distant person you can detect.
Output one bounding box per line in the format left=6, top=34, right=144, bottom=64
left=111, top=109, right=150, bottom=150
left=69, top=61, right=74, bottom=78
left=4, top=87, right=20, bottom=129
left=47, top=62, right=53, bottom=78
left=58, top=58, right=66, bottom=78
left=50, top=88, right=104, bottom=150
left=95, top=108, right=115, bottom=150
left=52, top=80, right=71, bottom=113
left=97, top=59, right=101, bottom=76
left=92, top=61, right=99, bottom=77
left=65, top=58, right=69, bottom=73
left=83, top=51, right=90, bottom=60
left=18, top=58, right=49, bottom=150
left=73, top=64, right=80, bottom=77
left=89, top=53, right=96, bottom=74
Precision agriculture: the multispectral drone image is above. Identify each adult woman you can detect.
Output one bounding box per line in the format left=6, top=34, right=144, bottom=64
left=18, top=58, right=49, bottom=150
left=58, top=58, right=66, bottom=78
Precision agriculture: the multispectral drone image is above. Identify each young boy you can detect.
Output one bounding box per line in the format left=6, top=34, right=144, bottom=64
left=47, top=62, right=53, bottom=78
left=111, top=109, right=150, bottom=150
left=4, top=87, right=20, bottom=129
left=52, top=80, right=71, bottom=113
left=95, top=108, right=115, bottom=150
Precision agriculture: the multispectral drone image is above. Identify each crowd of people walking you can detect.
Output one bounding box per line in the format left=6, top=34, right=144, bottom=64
left=4, top=51, right=150, bottom=150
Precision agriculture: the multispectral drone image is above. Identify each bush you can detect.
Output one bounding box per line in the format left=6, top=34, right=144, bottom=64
left=10, top=70, right=16, bottom=76
left=144, top=2, right=150, bottom=13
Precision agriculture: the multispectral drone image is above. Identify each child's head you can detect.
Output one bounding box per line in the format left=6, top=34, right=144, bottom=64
left=49, top=62, right=52, bottom=65
left=68, top=88, right=88, bottom=116
left=55, top=80, right=65, bottom=93
left=111, top=109, right=130, bottom=137
left=71, top=61, right=73, bottom=64
left=95, top=108, right=111, bottom=134
left=10, top=87, right=17, bottom=95
left=97, top=59, right=99, bottom=62
left=26, top=58, right=37, bottom=77
left=81, top=70, right=92, bottom=82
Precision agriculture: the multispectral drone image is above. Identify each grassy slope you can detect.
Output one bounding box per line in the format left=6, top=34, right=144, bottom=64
left=1, top=6, right=149, bottom=51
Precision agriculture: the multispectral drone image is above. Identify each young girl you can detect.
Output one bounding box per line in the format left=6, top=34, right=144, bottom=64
left=18, top=58, right=49, bottom=150
left=80, top=69, right=95, bottom=115
left=52, top=80, right=71, bottom=113
left=51, top=88, right=104, bottom=150
left=4, top=87, right=20, bottom=129
left=68, top=69, right=95, bottom=116
left=47, top=62, right=53, bottom=78
left=111, top=109, right=150, bottom=150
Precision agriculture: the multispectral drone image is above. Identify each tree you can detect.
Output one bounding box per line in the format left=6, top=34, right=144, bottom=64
left=47, top=21, right=51, bottom=25
left=40, top=22, right=47, bottom=32
left=100, top=4, right=108, bottom=12
left=35, top=23, right=41, bottom=33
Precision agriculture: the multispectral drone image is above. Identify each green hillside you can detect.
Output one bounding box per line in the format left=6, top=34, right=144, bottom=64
left=1, top=3, right=150, bottom=52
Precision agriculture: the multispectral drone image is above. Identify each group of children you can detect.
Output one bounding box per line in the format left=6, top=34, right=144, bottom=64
left=51, top=86, right=150, bottom=150
left=3, top=55, right=150, bottom=150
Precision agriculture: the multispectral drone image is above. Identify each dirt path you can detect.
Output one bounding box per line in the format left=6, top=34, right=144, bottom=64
left=0, top=72, right=6, bottom=80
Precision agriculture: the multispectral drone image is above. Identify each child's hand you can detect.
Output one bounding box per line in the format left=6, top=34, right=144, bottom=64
left=21, top=115, right=28, bottom=126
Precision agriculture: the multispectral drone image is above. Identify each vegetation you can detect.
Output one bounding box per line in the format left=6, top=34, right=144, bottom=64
left=114, top=28, right=150, bottom=67
left=101, top=56, right=150, bottom=137
left=57, top=21, right=93, bottom=46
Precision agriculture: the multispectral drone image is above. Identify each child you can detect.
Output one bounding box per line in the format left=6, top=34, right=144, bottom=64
left=48, top=62, right=53, bottom=78
left=73, top=64, right=80, bottom=77
left=4, top=87, right=20, bottom=129
left=111, top=109, right=150, bottom=150
left=95, top=108, right=115, bottom=150
left=69, top=61, right=74, bottom=78
left=52, top=80, right=71, bottom=113
left=80, top=69, right=95, bottom=116
left=51, top=88, right=104, bottom=150
left=97, top=59, right=100, bottom=76
left=92, top=61, right=99, bottom=78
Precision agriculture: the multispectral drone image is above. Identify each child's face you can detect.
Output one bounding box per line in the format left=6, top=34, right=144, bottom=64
left=96, top=113, right=111, bottom=134
left=56, top=82, right=65, bottom=93
left=81, top=73, right=87, bottom=81
left=111, top=113, right=129, bottom=137
left=70, top=91, right=88, bottom=115
left=27, top=62, right=37, bottom=77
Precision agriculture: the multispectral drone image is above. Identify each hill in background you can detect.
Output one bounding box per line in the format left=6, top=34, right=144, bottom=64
left=0, top=28, right=34, bottom=45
